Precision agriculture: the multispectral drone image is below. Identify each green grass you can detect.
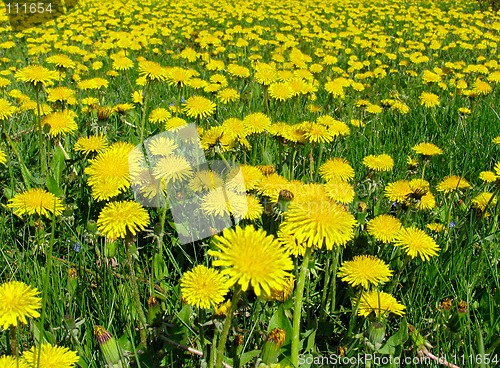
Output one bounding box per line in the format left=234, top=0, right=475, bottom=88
left=1, top=0, right=500, bottom=367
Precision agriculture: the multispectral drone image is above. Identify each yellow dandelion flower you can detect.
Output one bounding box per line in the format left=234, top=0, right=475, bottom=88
left=473, top=79, right=492, bottom=95
left=319, top=158, right=355, bottom=182
left=241, top=194, right=264, bottom=221
left=394, top=227, right=440, bottom=261
left=148, top=108, right=171, bottom=124
left=363, top=154, right=394, bottom=172
left=153, top=155, right=193, bottom=185
left=138, top=60, right=168, bottom=81
left=74, top=135, right=108, bottom=155
left=419, top=92, right=440, bottom=108
left=0, top=98, right=16, bottom=120
left=7, top=188, right=64, bottom=218
left=15, top=65, right=58, bottom=87
left=358, top=291, right=406, bottom=318
left=415, top=192, right=436, bottom=210
left=385, top=180, right=412, bottom=202
left=243, top=112, right=272, bottom=134
left=255, top=173, right=289, bottom=202
left=46, top=54, right=76, bottom=69
left=112, top=56, right=134, bottom=71
left=367, top=214, right=402, bottom=243
left=113, top=103, right=135, bottom=114
left=23, top=343, right=79, bottom=368
left=268, top=82, right=293, bottom=101
left=165, top=117, right=188, bottom=131
left=0, top=356, right=29, bottom=368
left=472, top=192, right=497, bottom=212
left=188, top=170, right=224, bottom=192
left=147, top=136, right=178, bottom=156
left=0, top=281, right=41, bottom=329
left=412, top=142, right=443, bottom=156
left=47, top=87, right=77, bottom=105
left=366, top=104, right=383, bottom=114
left=426, top=223, right=445, bottom=232
left=324, top=180, right=355, bottom=204
left=0, top=148, right=6, bottom=165
left=183, top=96, right=216, bottom=119
left=280, top=199, right=356, bottom=250
left=436, top=175, right=472, bottom=193
left=226, top=165, right=264, bottom=192
left=181, top=265, right=229, bottom=309
left=77, top=78, right=108, bottom=90
left=84, top=142, right=134, bottom=201
left=201, top=187, right=247, bottom=218
left=479, top=171, right=497, bottom=182
left=97, top=201, right=149, bottom=239
left=167, top=67, right=194, bottom=86
left=209, top=226, right=294, bottom=296
left=217, top=88, right=240, bottom=104
left=338, top=255, right=393, bottom=289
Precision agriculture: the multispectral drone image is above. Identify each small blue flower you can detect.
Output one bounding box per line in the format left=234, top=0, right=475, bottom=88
left=73, top=242, right=82, bottom=253
left=181, top=97, right=185, bottom=103
left=449, top=221, right=456, bottom=228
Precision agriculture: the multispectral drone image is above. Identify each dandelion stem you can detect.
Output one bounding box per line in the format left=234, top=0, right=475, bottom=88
left=209, top=329, right=218, bottom=368
left=319, top=255, right=331, bottom=322
left=315, top=142, right=325, bottom=181
left=389, top=255, right=410, bottom=293
left=38, top=210, right=57, bottom=365
left=329, top=246, right=341, bottom=314
left=9, top=325, right=17, bottom=357
left=215, top=287, right=242, bottom=368
left=2, top=126, right=31, bottom=188
left=139, top=83, right=150, bottom=143
left=126, top=240, right=148, bottom=348
left=291, top=247, right=311, bottom=367
left=35, top=87, right=47, bottom=176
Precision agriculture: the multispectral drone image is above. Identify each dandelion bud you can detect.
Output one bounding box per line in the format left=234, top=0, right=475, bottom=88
left=440, top=298, right=453, bottom=311
left=234, top=334, right=244, bottom=346
left=67, top=267, right=78, bottom=295
left=365, top=321, right=386, bottom=351
left=42, top=123, right=51, bottom=134
left=147, top=296, right=161, bottom=326
left=260, top=277, right=294, bottom=302
left=449, top=300, right=468, bottom=333
left=214, top=300, right=231, bottom=317
left=277, top=189, right=294, bottom=212
left=258, top=165, right=276, bottom=175
left=94, top=325, right=124, bottom=367
left=104, top=240, right=118, bottom=258
left=86, top=220, right=98, bottom=234
left=409, top=324, right=433, bottom=357
left=457, top=300, right=467, bottom=314
left=97, top=107, right=113, bottom=121
left=261, top=328, right=286, bottom=364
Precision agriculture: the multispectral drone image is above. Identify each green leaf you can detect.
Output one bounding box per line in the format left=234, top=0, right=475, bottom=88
left=153, top=253, right=169, bottom=279
left=378, top=317, right=408, bottom=355
left=268, top=305, right=293, bottom=346
left=303, top=319, right=318, bottom=353
left=263, top=148, right=274, bottom=165
left=238, top=350, right=261, bottom=367
left=50, top=144, right=66, bottom=185
left=46, top=175, right=64, bottom=197
left=32, top=320, right=56, bottom=346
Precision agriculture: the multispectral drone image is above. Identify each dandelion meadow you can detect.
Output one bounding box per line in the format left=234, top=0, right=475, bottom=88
left=0, top=0, right=499, bottom=367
